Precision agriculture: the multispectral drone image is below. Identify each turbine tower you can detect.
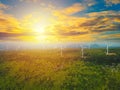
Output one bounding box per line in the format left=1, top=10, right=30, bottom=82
left=106, top=44, right=109, bottom=55
left=106, top=44, right=116, bottom=56
left=61, top=45, right=63, bottom=57
left=81, top=47, right=84, bottom=58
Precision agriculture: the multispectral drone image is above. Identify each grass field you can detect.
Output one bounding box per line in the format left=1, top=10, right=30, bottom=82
left=0, top=48, right=120, bottom=90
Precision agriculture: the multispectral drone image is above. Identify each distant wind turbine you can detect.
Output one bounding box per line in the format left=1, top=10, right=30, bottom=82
left=81, top=47, right=84, bottom=58
left=61, top=45, right=63, bottom=57
left=106, top=44, right=116, bottom=56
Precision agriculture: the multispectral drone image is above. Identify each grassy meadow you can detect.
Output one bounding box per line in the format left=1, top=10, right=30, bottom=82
left=0, top=48, right=120, bottom=90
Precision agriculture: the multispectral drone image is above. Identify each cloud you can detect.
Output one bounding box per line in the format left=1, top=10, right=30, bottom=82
left=0, top=12, right=20, bottom=33
left=45, top=16, right=95, bottom=42
left=0, top=11, right=53, bottom=42
left=53, top=3, right=85, bottom=19
left=0, top=11, right=35, bottom=41
left=0, top=2, right=96, bottom=42
left=87, top=11, right=120, bottom=17
left=0, top=14, right=22, bottom=39
left=0, top=31, right=36, bottom=41
left=0, top=1, right=120, bottom=42
left=19, top=0, right=38, bottom=2
left=82, top=11, right=120, bottom=32
left=0, top=3, right=8, bottom=9
left=0, top=32, right=23, bottom=37
left=83, top=11, right=120, bottom=41
left=105, top=0, right=120, bottom=6
left=60, top=3, right=85, bottom=15
left=81, top=0, right=96, bottom=6
left=96, top=31, right=120, bottom=42
left=47, top=10, right=120, bottom=42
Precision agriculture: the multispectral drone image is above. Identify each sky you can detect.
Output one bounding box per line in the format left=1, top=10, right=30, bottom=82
left=0, top=0, right=120, bottom=45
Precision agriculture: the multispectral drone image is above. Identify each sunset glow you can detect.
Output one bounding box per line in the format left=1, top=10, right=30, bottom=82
left=33, top=23, right=46, bottom=33
left=0, top=0, right=120, bottom=43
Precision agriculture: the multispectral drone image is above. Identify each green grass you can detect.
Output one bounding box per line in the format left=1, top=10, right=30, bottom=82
left=0, top=48, right=120, bottom=90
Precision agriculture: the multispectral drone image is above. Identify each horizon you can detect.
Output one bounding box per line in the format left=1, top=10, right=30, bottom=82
left=0, top=41, right=120, bottom=50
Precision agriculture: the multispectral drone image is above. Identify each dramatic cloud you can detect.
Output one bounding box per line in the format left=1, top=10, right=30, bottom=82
left=85, top=11, right=120, bottom=32
left=0, top=1, right=120, bottom=43
left=47, top=10, right=120, bottom=42
left=0, top=11, right=37, bottom=41
left=0, top=12, right=20, bottom=33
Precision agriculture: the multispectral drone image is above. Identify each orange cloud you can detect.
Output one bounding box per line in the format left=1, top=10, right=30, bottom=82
left=0, top=11, right=35, bottom=41
left=47, top=9, right=120, bottom=42
left=53, top=3, right=85, bottom=20
left=60, top=3, right=85, bottom=15
left=0, top=12, right=21, bottom=33
left=0, top=2, right=120, bottom=43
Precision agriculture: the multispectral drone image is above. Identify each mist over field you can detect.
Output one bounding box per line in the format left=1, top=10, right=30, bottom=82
left=0, top=41, right=120, bottom=51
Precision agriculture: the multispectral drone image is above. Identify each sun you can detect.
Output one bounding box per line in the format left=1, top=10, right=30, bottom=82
left=32, top=23, right=46, bottom=33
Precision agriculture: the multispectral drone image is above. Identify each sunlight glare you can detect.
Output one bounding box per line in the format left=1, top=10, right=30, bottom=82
left=33, top=23, right=46, bottom=33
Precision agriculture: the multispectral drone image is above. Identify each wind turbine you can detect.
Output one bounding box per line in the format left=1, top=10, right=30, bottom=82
left=81, top=43, right=86, bottom=58
left=106, top=44, right=109, bottom=55
left=60, top=45, right=63, bottom=57
left=106, top=43, right=116, bottom=56
left=81, top=46, right=84, bottom=58
left=59, top=41, right=63, bottom=57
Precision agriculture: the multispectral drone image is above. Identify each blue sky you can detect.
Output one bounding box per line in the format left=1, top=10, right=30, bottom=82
left=1, top=0, right=120, bottom=16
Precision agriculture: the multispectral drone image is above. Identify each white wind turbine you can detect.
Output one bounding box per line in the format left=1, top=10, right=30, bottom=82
left=81, top=43, right=86, bottom=58
left=106, top=44, right=116, bottom=56
left=60, top=44, right=63, bottom=57
left=59, top=41, right=63, bottom=57
left=81, top=46, right=84, bottom=58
